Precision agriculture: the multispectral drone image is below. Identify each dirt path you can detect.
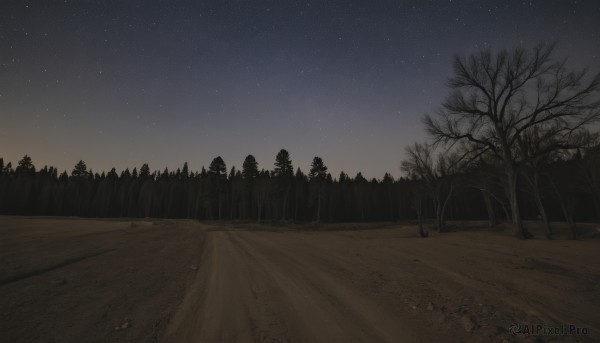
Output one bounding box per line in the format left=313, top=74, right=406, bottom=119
left=166, top=230, right=431, bottom=342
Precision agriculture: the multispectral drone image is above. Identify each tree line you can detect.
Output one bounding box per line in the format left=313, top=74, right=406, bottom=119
left=0, top=151, right=479, bottom=222
left=1, top=43, right=598, bottom=238
left=0, top=145, right=597, bottom=230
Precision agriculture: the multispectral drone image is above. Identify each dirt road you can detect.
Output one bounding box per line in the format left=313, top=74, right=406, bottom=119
left=1, top=217, right=599, bottom=342
left=165, top=229, right=428, bottom=342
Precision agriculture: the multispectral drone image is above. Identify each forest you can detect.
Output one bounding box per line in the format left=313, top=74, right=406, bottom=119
left=1, top=43, right=599, bottom=239
left=0, top=146, right=597, bottom=234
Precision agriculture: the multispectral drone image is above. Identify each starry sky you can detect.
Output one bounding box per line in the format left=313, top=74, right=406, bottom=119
left=1, top=1, right=599, bottom=179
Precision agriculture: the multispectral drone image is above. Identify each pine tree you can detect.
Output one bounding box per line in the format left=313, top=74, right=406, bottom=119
left=72, top=160, right=88, bottom=178
left=161, top=167, right=169, bottom=179
left=182, top=162, right=189, bottom=178
left=16, top=155, right=35, bottom=174
left=242, top=155, right=259, bottom=179
left=229, top=166, right=238, bottom=219
left=107, top=168, right=118, bottom=179
left=354, top=172, right=368, bottom=221
left=309, top=157, right=328, bottom=221
left=241, top=155, right=259, bottom=219
left=339, top=171, right=348, bottom=183
left=208, top=157, right=227, bottom=219
left=208, top=156, right=227, bottom=179
left=121, top=168, right=131, bottom=178
left=309, top=157, right=327, bottom=181
left=139, top=163, right=150, bottom=179
left=273, top=149, right=293, bottom=177
left=273, top=149, right=294, bottom=220
left=254, top=169, right=271, bottom=222
left=294, top=167, right=308, bottom=220
left=59, top=171, right=69, bottom=182
left=382, top=172, right=394, bottom=183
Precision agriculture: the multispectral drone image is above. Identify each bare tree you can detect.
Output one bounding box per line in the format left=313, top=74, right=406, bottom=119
left=424, top=42, right=600, bottom=238
left=518, top=125, right=595, bottom=238
left=401, top=143, right=459, bottom=232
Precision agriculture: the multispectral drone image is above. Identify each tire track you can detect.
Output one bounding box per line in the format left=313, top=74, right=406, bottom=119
left=0, top=249, right=115, bottom=286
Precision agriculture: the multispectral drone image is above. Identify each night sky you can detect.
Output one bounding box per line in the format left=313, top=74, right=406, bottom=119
left=1, top=1, right=599, bottom=179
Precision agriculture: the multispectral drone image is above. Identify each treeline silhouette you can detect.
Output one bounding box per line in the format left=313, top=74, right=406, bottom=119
left=0, top=149, right=597, bottom=225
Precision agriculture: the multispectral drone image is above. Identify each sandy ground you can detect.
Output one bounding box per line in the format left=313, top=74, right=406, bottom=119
left=1, top=217, right=599, bottom=342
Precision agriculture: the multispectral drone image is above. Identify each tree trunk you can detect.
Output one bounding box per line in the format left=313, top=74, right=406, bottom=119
left=528, top=171, right=552, bottom=239
left=531, top=194, right=550, bottom=241
left=416, top=195, right=427, bottom=237
left=557, top=198, right=577, bottom=240
left=548, top=178, right=577, bottom=240
left=439, top=183, right=454, bottom=232
left=482, top=190, right=497, bottom=227
left=435, top=200, right=443, bottom=233
left=507, top=167, right=529, bottom=238
left=533, top=192, right=551, bottom=239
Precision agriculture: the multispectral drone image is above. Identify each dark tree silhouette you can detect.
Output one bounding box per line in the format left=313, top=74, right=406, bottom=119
left=424, top=42, right=600, bottom=238
left=208, top=156, right=227, bottom=219
left=353, top=172, right=368, bottom=221
left=294, top=168, right=308, bottom=221
left=16, top=155, right=35, bottom=174
left=242, top=155, right=258, bottom=179
left=0, top=153, right=597, bottom=225
left=254, top=170, right=270, bottom=222
left=274, top=149, right=294, bottom=177
left=241, top=155, right=259, bottom=219
left=71, top=160, right=88, bottom=178
left=228, top=166, right=242, bottom=219
left=182, top=162, right=189, bottom=178
left=273, top=149, right=294, bottom=220
left=309, top=156, right=328, bottom=222
left=139, top=163, right=151, bottom=179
